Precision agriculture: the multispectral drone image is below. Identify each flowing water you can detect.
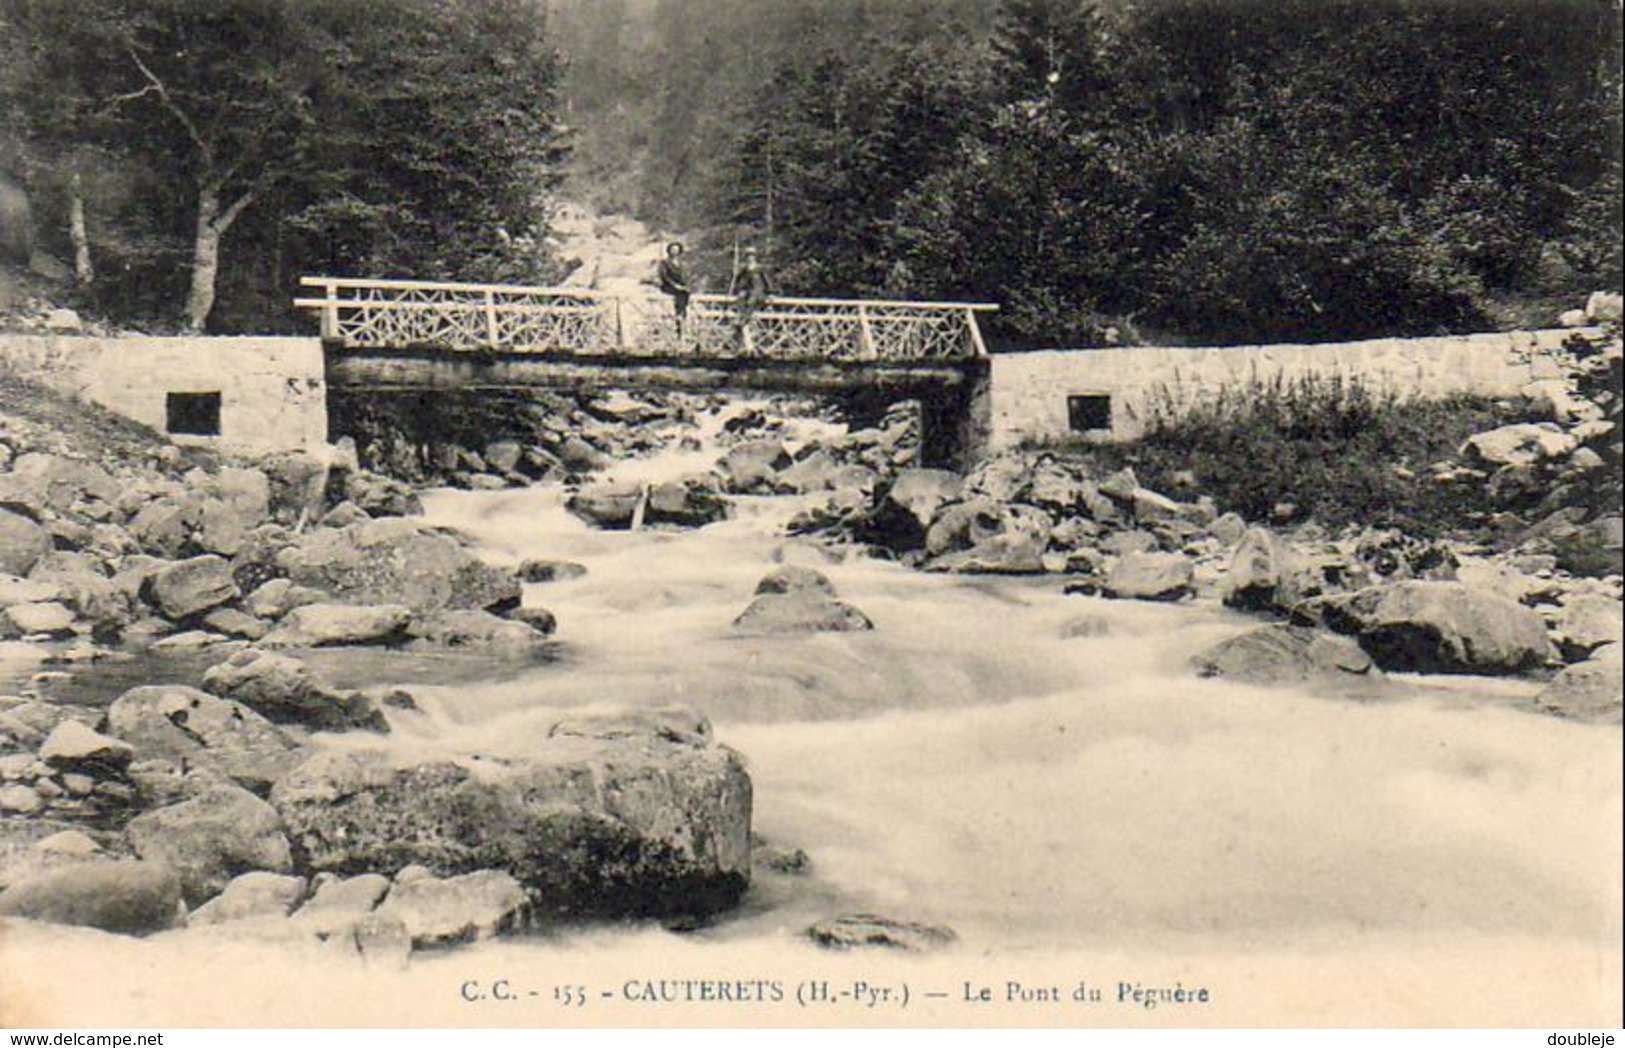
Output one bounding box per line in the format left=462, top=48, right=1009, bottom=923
left=3, top=404, right=1620, bottom=1027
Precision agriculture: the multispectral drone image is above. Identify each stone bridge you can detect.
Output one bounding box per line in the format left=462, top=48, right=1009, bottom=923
left=294, top=277, right=998, bottom=468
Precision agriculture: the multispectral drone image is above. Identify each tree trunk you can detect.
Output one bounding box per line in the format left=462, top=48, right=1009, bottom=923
left=186, top=186, right=222, bottom=332
left=186, top=183, right=254, bottom=332
left=68, top=172, right=94, bottom=288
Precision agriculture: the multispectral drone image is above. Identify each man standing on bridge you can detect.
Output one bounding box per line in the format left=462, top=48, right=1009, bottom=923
left=656, top=241, right=693, bottom=339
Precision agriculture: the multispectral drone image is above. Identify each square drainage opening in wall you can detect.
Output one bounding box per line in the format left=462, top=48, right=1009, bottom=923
left=1067, top=393, right=1113, bottom=434
left=166, top=391, right=222, bottom=436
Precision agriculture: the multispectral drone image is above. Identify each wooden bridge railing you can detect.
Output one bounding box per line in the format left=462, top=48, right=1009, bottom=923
left=295, top=276, right=994, bottom=363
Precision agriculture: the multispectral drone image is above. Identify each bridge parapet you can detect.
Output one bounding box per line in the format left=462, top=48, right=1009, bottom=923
left=296, top=276, right=993, bottom=363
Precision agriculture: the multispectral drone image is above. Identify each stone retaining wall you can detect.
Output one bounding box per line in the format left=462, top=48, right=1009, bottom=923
left=0, top=334, right=327, bottom=455
left=988, top=328, right=1596, bottom=448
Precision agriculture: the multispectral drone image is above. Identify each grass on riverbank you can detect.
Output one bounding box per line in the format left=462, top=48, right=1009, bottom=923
left=1043, top=375, right=1553, bottom=538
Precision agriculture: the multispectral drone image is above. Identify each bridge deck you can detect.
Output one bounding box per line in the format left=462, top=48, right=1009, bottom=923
left=295, top=276, right=994, bottom=363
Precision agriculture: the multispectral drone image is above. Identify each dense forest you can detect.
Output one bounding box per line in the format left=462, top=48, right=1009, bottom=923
left=1, top=0, right=566, bottom=331
left=2, top=0, right=1621, bottom=346
left=553, top=0, right=1623, bottom=346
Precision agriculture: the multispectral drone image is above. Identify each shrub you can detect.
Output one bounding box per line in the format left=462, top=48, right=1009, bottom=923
left=1059, top=375, right=1552, bottom=537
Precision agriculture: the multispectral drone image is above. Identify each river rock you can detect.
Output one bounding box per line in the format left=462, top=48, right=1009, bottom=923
left=1545, top=514, right=1623, bottom=577
left=565, top=482, right=643, bottom=529
left=1102, top=552, right=1194, bottom=602
left=515, top=559, right=587, bottom=584
left=774, top=449, right=841, bottom=494
left=0, top=860, right=182, bottom=934
left=925, top=531, right=1047, bottom=574
left=1552, top=597, right=1624, bottom=661
left=1535, top=644, right=1622, bottom=724
left=242, top=578, right=326, bottom=620
left=806, top=913, right=958, bottom=953
left=1221, top=527, right=1295, bottom=611
left=1, top=600, right=76, bottom=637
left=340, top=470, right=423, bottom=519
left=859, top=469, right=963, bottom=551
left=146, top=555, right=240, bottom=620
left=925, top=497, right=1050, bottom=561
left=201, top=607, right=270, bottom=640
left=294, top=872, right=392, bottom=931
left=1461, top=423, right=1577, bottom=468
left=0, top=507, right=51, bottom=576
left=0, top=574, right=61, bottom=607
left=104, top=685, right=302, bottom=793
left=406, top=609, right=552, bottom=653
left=6, top=453, right=120, bottom=512
left=125, top=776, right=295, bottom=906
left=373, top=869, right=527, bottom=948
left=732, top=590, right=874, bottom=633
left=260, top=452, right=329, bottom=526
left=1192, top=626, right=1376, bottom=684
left=0, top=784, right=42, bottom=813
left=717, top=440, right=791, bottom=494
left=506, top=606, right=558, bottom=634
left=644, top=480, right=728, bottom=528
left=275, top=519, right=520, bottom=612
left=201, top=649, right=388, bottom=733
left=28, top=552, right=132, bottom=635
left=271, top=706, right=751, bottom=918
left=127, top=497, right=195, bottom=558
left=260, top=603, right=412, bottom=648
left=187, top=871, right=307, bottom=926
left=39, top=720, right=135, bottom=771
left=1355, top=581, right=1555, bottom=675
left=754, top=565, right=836, bottom=597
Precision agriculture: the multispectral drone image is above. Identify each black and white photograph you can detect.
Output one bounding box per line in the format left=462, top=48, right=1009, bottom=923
left=0, top=0, right=1620, bottom=1033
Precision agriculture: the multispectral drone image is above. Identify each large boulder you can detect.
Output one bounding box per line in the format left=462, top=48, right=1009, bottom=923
left=1102, top=552, right=1195, bottom=602
left=1552, top=597, right=1624, bottom=662
left=1355, top=581, right=1555, bottom=675
left=259, top=603, right=412, bottom=648
left=104, top=685, right=303, bottom=794
left=924, top=498, right=1050, bottom=565
left=201, top=648, right=388, bottom=732
left=0, top=508, right=51, bottom=577
left=0, top=860, right=182, bottom=935
left=1536, top=645, right=1622, bottom=724
left=145, top=555, right=240, bottom=620
left=857, top=469, right=963, bottom=551
left=275, top=519, right=520, bottom=612
left=1192, top=626, right=1377, bottom=684
left=271, top=706, right=751, bottom=918
left=124, top=776, right=295, bottom=906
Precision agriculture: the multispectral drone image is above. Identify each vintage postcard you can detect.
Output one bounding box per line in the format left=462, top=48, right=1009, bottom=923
left=0, top=0, right=1620, bottom=1032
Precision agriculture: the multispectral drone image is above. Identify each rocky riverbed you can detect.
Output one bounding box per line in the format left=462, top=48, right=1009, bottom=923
left=0, top=305, right=1620, bottom=1024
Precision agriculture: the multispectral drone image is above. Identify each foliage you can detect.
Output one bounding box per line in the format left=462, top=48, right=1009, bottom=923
left=1095, top=376, right=1551, bottom=535
left=1, top=0, right=567, bottom=332
left=553, top=0, right=1622, bottom=345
